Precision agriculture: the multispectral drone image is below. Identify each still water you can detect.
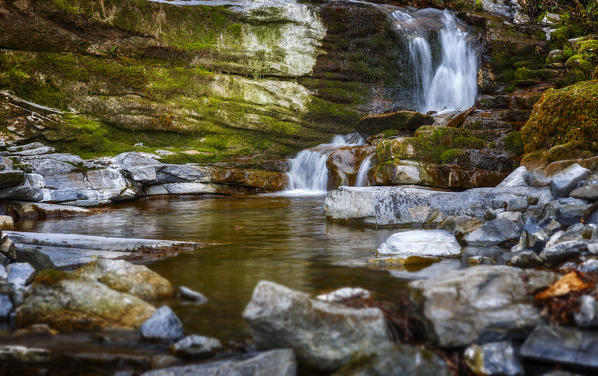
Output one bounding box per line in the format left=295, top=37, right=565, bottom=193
left=17, top=195, right=405, bottom=342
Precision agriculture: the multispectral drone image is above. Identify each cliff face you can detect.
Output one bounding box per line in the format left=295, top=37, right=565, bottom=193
left=0, top=0, right=404, bottom=160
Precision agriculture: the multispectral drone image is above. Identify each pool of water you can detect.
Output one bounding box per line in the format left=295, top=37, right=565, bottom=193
left=17, top=195, right=407, bottom=342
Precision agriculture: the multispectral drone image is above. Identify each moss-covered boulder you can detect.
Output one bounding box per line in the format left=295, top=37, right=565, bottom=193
left=356, top=111, right=434, bottom=137
left=521, top=80, right=598, bottom=164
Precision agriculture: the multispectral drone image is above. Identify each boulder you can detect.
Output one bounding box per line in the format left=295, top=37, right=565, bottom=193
left=140, top=305, right=184, bottom=342
left=377, top=230, right=461, bottom=261
left=355, top=111, right=434, bottom=136
left=541, top=240, right=588, bottom=264
left=570, top=173, right=598, bottom=201
left=464, top=218, right=523, bottom=246
left=16, top=274, right=155, bottom=330
left=409, top=266, right=558, bottom=347
left=171, top=335, right=222, bottom=358
left=141, top=349, right=296, bottom=376
left=464, top=341, right=524, bottom=376
left=242, top=281, right=389, bottom=371
left=333, top=341, right=451, bottom=376
left=7, top=263, right=35, bottom=287
left=76, top=260, right=173, bottom=301
left=520, top=325, right=598, bottom=370
left=496, top=166, right=529, bottom=188
left=550, top=163, right=589, bottom=198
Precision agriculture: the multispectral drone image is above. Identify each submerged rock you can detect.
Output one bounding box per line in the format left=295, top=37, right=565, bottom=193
left=77, top=260, right=173, bottom=301
left=142, top=349, right=296, bottom=376
left=242, top=281, right=389, bottom=371
left=409, top=266, right=557, bottom=347
left=179, top=286, right=208, bottom=303
left=171, top=335, right=223, bottom=358
left=16, top=274, right=155, bottom=330
left=520, top=325, right=598, bottom=369
left=464, top=341, right=524, bottom=376
left=140, top=306, right=184, bottom=343
left=378, top=230, right=461, bottom=260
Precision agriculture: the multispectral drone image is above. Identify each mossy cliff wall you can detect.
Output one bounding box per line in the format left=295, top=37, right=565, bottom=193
left=0, top=0, right=404, bottom=160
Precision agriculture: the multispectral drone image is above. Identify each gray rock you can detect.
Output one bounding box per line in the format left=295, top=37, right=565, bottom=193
left=571, top=183, right=598, bottom=201
left=377, top=230, right=461, bottom=258
left=464, top=218, right=522, bottom=246
left=172, top=335, right=222, bottom=358
left=578, top=259, right=598, bottom=274
left=515, top=221, right=549, bottom=252
left=27, top=158, right=79, bottom=175
left=156, top=165, right=209, bottom=184
left=550, top=163, right=589, bottom=197
left=0, top=170, right=25, bottom=189
left=542, top=240, right=588, bottom=264
left=464, top=341, right=524, bottom=376
left=555, top=201, right=588, bottom=227
left=409, top=266, right=558, bottom=347
left=0, top=265, right=6, bottom=280
left=141, top=349, right=296, bottom=376
left=7, top=142, right=48, bottom=152
left=0, top=253, right=9, bottom=266
left=574, top=295, right=598, bottom=328
left=333, top=341, right=451, bottom=376
left=509, top=251, right=544, bottom=268
left=7, top=263, right=35, bottom=287
left=520, top=325, right=598, bottom=369
left=9, top=146, right=55, bottom=156
left=0, top=294, right=13, bottom=319
left=179, top=286, right=208, bottom=303
left=496, top=166, right=529, bottom=188
left=439, top=215, right=483, bottom=238
left=140, top=306, right=184, bottom=342
left=113, top=152, right=162, bottom=169
left=242, top=281, right=389, bottom=371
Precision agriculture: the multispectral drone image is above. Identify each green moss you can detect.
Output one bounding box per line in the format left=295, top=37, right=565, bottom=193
left=34, top=270, right=70, bottom=285
left=440, top=148, right=467, bottom=164
left=504, top=131, right=524, bottom=155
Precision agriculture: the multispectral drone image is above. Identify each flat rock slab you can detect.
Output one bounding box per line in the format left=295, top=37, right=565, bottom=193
left=520, top=325, right=598, bottom=369
left=378, top=230, right=461, bottom=257
left=2, top=231, right=204, bottom=269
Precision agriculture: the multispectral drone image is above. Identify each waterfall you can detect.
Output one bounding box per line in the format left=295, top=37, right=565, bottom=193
left=394, top=8, right=478, bottom=113
left=285, top=134, right=364, bottom=194
left=355, top=155, right=373, bottom=187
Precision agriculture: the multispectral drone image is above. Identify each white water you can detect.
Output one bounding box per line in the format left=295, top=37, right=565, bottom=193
left=355, top=155, right=373, bottom=187
left=393, top=9, right=478, bottom=113
left=285, top=134, right=364, bottom=195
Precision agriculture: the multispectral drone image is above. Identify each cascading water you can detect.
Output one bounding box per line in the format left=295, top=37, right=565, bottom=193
left=355, top=155, right=373, bottom=187
left=392, top=8, right=478, bottom=113
left=285, top=134, right=364, bottom=194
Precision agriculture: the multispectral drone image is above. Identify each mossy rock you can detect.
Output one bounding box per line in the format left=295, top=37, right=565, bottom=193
left=521, top=80, right=598, bottom=160
left=356, top=111, right=434, bottom=137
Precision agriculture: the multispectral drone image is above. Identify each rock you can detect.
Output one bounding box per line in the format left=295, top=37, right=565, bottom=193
left=171, top=335, right=222, bottom=358
left=316, top=287, right=370, bottom=303
left=7, top=263, right=35, bottom=287
left=464, top=341, right=524, bottom=376
left=555, top=200, right=589, bottom=227
left=550, top=164, right=589, bottom=198
left=0, top=294, right=13, bottom=319
left=8, top=146, right=55, bottom=156
left=140, top=306, right=184, bottom=343
left=333, top=341, right=451, bottom=376
left=16, top=275, right=155, bottom=330
left=0, top=215, right=13, bottom=230
left=12, top=323, right=58, bottom=336
left=355, top=111, right=434, bottom=136
left=7, top=142, right=48, bottom=152
left=464, top=218, right=522, bottom=246
left=571, top=180, right=598, bottom=201
left=141, top=349, right=296, bottom=376
left=439, top=215, right=483, bottom=239
left=509, top=251, right=544, bottom=268
left=515, top=221, right=549, bottom=252
left=574, top=295, right=598, bottom=328
left=77, top=260, right=173, bottom=301
left=242, top=281, right=389, bottom=371
left=0, top=265, right=6, bottom=280
left=112, top=152, right=162, bottom=169
left=378, top=230, right=461, bottom=260
left=0, top=345, right=51, bottom=363
left=496, top=166, right=529, bottom=188
left=578, top=259, right=598, bottom=275
left=0, top=170, right=25, bottom=189
left=542, top=240, right=588, bottom=264
left=409, top=266, right=558, bottom=347
left=178, top=286, right=208, bottom=303
left=520, top=325, right=598, bottom=369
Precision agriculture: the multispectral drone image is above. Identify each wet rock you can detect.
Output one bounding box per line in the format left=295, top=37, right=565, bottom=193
left=77, top=260, right=173, bottom=301
left=16, top=275, right=155, bottom=330
left=140, top=306, right=184, bottom=343
left=316, top=287, right=370, bottom=303
left=464, top=341, right=524, bottom=376
left=242, top=281, right=389, bottom=371
left=550, top=163, right=589, bottom=197
left=171, top=335, right=222, bottom=358
left=179, top=286, right=208, bottom=303
left=464, top=218, right=522, bottom=246
left=409, top=266, right=558, bottom=347
left=515, top=221, right=549, bottom=252
left=520, top=325, right=598, bottom=369
left=542, top=241, right=588, bottom=264
left=509, top=251, right=544, bottom=268
left=7, top=262, right=35, bottom=287
left=378, top=230, right=461, bottom=259
left=142, top=349, right=296, bottom=376
left=0, top=294, right=13, bottom=319
left=574, top=295, right=598, bottom=328
left=0, top=170, right=25, bottom=189
left=439, top=215, right=483, bottom=239
left=0, top=345, right=51, bottom=363
left=355, top=111, right=433, bottom=137
left=333, top=341, right=451, bottom=376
